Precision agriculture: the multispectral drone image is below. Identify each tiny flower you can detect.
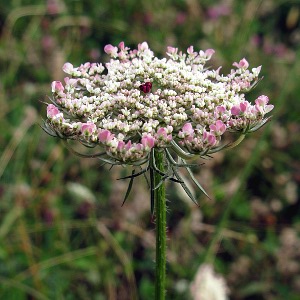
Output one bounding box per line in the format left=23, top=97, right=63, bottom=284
left=81, top=122, right=96, bottom=136
left=104, top=44, right=118, bottom=57
left=208, top=134, right=217, bottom=147
left=179, top=123, right=194, bottom=140
left=210, top=120, right=226, bottom=136
left=187, top=46, right=194, bottom=55
left=47, top=104, right=60, bottom=118
left=98, top=129, right=114, bottom=144
left=167, top=46, right=178, bottom=55
left=139, top=82, right=152, bottom=93
left=124, top=140, right=132, bottom=151
left=51, top=81, right=64, bottom=93
left=205, top=49, right=215, bottom=59
left=156, top=128, right=167, bottom=139
left=62, top=62, right=74, bottom=74
left=231, top=105, right=241, bottom=116
left=64, top=77, right=77, bottom=86
left=141, top=135, right=155, bottom=150
left=255, top=95, right=274, bottom=114
left=252, top=65, right=262, bottom=76
left=134, top=143, right=143, bottom=151
left=240, top=101, right=249, bottom=113
left=233, top=58, right=249, bottom=69
left=118, top=41, right=125, bottom=51
left=217, top=105, right=226, bottom=113
left=182, top=123, right=194, bottom=135
left=214, top=105, right=228, bottom=119
left=203, top=131, right=217, bottom=147
left=255, top=95, right=269, bottom=106
left=117, top=140, right=126, bottom=151
left=199, top=49, right=215, bottom=60
left=156, top=128, right=173, bottom=144
left=138, top=42, right=149, bottom=51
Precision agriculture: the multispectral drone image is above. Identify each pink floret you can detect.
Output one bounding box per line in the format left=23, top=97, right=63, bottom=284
left=104, top=44, right=118, bottom=57
left=81, top=122, right=96, bottom=135
left=233, top=58, right=249, bottom=69
left=51, top=81, right=64, bottom=93
left=98, top=129, right=114, bottom=143
left=62, top=62, right=74, bottom=74
left=47, top=104, right=60, bottom=118
left=141, top=135, right=155, bottom=150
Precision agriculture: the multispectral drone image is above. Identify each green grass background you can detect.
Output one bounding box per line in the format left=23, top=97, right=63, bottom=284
left=1, top=0, right=300, bottom=299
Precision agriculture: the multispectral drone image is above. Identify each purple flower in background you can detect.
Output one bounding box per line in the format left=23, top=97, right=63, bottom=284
left=207, top=3, right=231, bottom=20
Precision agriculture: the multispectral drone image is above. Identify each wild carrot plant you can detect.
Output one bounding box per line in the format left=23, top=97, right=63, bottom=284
left=42, top=41, right=273, bottom=299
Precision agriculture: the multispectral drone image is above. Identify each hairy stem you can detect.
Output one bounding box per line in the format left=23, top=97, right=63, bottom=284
left=154, top=149, right=167, bottom=300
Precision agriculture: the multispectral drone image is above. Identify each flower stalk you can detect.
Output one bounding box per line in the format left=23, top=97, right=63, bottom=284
left=154, top=149, right=167, bottom=300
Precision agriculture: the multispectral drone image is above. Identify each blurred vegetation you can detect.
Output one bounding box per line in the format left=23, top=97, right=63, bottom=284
left=1, top=0, right=300, bottom=299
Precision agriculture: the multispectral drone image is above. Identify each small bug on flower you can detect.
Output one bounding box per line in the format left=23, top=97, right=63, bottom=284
left=139, top=82, right=152, bottom=93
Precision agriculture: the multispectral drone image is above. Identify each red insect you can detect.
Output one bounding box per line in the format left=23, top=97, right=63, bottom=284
left=139, top=82, right=152, bottom=93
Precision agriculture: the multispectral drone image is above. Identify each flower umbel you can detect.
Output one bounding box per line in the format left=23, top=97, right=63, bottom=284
left=42, top=41, right=273, bottom=207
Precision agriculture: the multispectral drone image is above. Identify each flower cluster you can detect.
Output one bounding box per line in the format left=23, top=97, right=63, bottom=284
left=44, top=41, right=273, bottom=165
left=190, top=263, right=229, bottom=300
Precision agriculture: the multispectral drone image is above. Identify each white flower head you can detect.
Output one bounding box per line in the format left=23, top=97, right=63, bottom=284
left=42, top=42, right=273, bottom=205
left=43, top=42, right=272, bottom=164
left=190, top=263, right=229, bottom=300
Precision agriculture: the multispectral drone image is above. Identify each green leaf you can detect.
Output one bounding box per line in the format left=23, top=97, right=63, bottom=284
left=117, top=167, right=148, bottom=180
left=182, top=159, right=210, bottom=199
left=172, top=167, right=199, bottom=206
left=150, top=167, right=155, bottom=215
left=121, top=169, right=135, bottom=206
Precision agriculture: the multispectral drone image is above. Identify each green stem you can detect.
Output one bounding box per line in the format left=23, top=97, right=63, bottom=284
left=154, top=149, right=166, bottom=300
